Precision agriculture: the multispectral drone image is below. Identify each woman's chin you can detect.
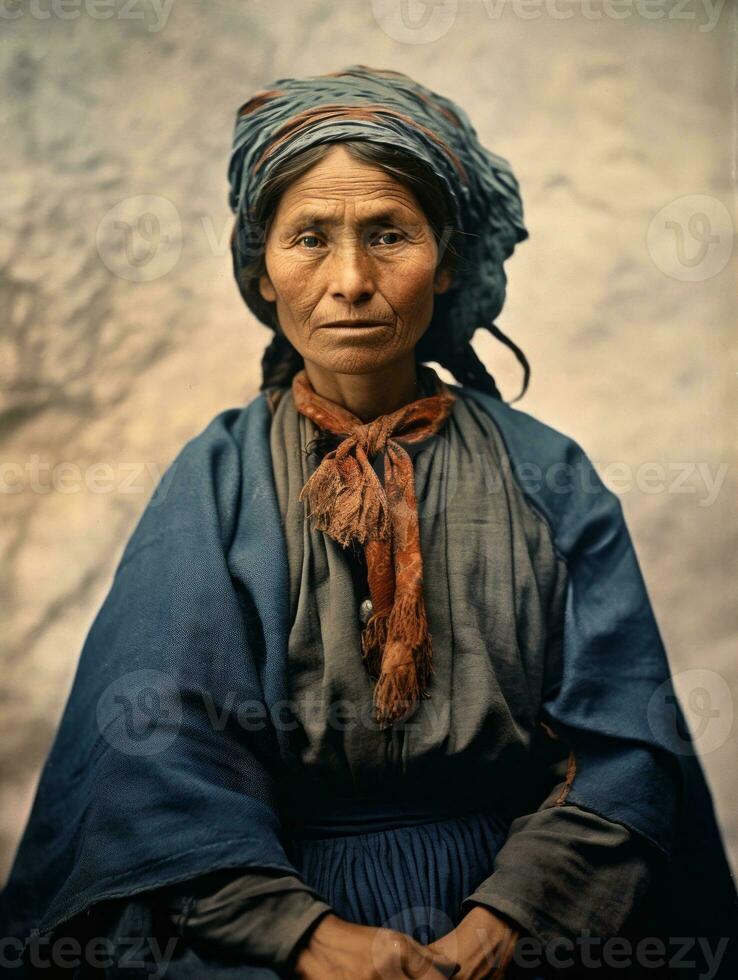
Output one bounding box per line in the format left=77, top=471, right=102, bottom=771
left=309, top=347, right=405, bottom=376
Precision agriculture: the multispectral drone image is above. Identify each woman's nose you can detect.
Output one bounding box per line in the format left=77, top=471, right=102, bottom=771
left=327, top=241, right=376, bottom=304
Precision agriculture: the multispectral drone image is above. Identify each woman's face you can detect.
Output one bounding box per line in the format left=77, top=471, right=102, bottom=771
left=258, top=144, right=452, bottom=376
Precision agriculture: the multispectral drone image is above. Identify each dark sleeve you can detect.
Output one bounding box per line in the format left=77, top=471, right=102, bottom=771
left=165, top=868, right=334, bottom=975
left=460, top=780, right=660, bottom=944
left=460, top=432, right=679, bottom=946
left=460, top=659, right=659, bottom=945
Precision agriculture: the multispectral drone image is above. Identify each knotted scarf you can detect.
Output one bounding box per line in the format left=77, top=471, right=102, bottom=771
left=291, top=365, right=456, bottom=728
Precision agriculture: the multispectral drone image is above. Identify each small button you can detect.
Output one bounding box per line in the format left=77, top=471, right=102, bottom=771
left=358, top=597, right=374, bottom=625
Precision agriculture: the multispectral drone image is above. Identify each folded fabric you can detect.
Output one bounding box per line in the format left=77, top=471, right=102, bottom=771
left=0, top=384, right=734, bottom=980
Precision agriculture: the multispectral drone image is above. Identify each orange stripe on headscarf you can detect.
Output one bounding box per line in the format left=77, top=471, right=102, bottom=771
left=253, top=104, right=469, bottom=186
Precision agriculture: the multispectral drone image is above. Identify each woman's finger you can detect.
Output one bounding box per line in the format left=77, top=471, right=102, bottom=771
left=427, top=932, right=465, bottom=976
left=402, top=936, right=458, bottom=979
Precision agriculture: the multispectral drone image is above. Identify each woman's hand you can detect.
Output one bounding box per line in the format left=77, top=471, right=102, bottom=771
left=294, top=911, right=459, bottom=979
left=425, top=905, right=522, bottom=980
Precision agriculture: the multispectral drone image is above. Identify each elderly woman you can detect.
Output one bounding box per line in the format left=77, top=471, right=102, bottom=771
left=1, top=67, right=735, bottom=980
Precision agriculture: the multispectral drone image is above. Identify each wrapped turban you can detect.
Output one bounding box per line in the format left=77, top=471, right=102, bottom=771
left=227, top=64, right=530, bottom=399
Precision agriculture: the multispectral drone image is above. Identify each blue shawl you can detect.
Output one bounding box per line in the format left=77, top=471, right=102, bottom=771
left=1, top=386, right=735, bottom=975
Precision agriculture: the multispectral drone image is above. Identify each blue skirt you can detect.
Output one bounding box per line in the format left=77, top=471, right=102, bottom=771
left=284, top=796, right=513, bottom=946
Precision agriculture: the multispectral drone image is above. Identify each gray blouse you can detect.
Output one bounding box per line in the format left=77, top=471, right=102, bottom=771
left=165, top=381, right=656, bottom=972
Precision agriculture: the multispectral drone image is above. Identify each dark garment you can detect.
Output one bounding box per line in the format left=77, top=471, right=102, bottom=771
left=165, top=869, right=332, bottom=976
left=1, top=383, right=734, bottom=979
left=160, top=385, right=660, bottom=971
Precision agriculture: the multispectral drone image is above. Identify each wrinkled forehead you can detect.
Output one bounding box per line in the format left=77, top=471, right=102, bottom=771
left=270, top=154, right=433, bottom=230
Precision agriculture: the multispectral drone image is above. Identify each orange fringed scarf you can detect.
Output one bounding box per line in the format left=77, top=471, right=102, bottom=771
left=291, top=366, right=456, bottom=729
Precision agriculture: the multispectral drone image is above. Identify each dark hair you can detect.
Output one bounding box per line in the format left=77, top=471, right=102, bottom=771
left=232, top=140, right=530, bottom=400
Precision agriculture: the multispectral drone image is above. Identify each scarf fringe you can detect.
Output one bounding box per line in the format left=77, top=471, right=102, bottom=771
left=370, top=593, right=435, bottom=727
left=373, top=664, right=420, bottom=727
left=372, top=643, right=433, bottom=727
left=386, top=592, right=431, bottom=662
left=299, top=460, right=390, bottom=547
left=360, top=610, right=389, bottom=679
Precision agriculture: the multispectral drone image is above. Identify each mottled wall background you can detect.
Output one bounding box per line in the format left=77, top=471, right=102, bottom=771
left=1, top=0, right=736, bottom=883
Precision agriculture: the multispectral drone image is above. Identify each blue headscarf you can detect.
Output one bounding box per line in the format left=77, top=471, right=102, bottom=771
left=227, top=65, right=531, bottom=400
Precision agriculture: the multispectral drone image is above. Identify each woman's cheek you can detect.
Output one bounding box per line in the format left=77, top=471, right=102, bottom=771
left=385, top=253, right=438, bottom=306
left=390, top=279, right=436, bottom=331
left=273, top=267, right=319, bottom=320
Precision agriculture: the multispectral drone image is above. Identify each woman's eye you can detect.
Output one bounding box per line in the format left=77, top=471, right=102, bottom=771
left=299, top=234, right=322, bottom=249
left=373, top=231, right=403, bottom=246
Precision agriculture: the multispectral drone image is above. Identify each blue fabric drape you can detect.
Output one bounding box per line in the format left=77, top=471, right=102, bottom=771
left=0, top=386, right=734, bottom=978
left=0, top=396, right=298, bottom=947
